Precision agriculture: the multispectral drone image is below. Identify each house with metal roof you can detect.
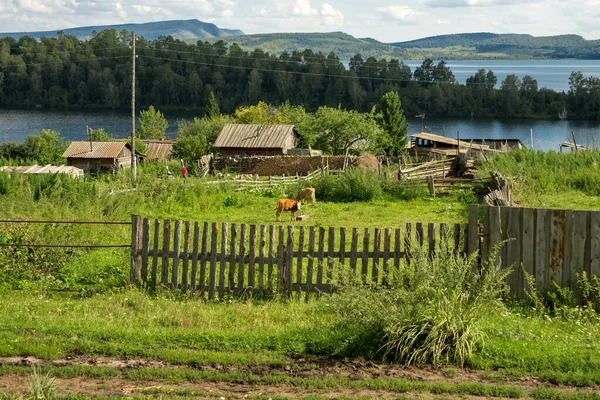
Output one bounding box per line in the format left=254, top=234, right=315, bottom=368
left=213, top=124, right=298, bottom=156
left=62, top=141, right=144, bottom=172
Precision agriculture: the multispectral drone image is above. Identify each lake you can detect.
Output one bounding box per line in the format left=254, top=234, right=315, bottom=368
left=1, top=107, right=599, bottom=152
left=402, top=60, right=600, bottom=93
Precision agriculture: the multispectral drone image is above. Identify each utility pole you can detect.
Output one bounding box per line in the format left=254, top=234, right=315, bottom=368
left=530, top=128, right=533, bottom=150
left=131, top=31, right=137, bottom=182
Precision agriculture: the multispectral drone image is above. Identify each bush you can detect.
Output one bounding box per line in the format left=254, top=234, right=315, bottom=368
left=331, top=245, right=510, bottom=366
left=311, top=167, right=382, bottom=202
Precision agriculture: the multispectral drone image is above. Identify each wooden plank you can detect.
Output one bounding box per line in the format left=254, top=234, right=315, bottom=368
left=141, top=218, right=150, bottom=285
left=383, top=228, right=391, bottom=286
left=296, top=226, right=305, bottom=299
left=416, top=222, right=424, bottom=250
left=361, top=228, right=370, bottom=284
left=161, top=219, right=171, bottom=286
left=181, top=221, right=191, bottom=292
left=405, top=223, right=412, bottom=264
left=286, top=225, right=294, bottom=296
left=467, top=204, right=479, bottom=257
left=590, top=211, right=600, bottom=278
left=482, top=206, right=491, bottom=261
left=550, top=209, right=567, bottom=287
left=505, top=207, right=522, bottom=297
left=534, top=209, right=549, bottom=293
left=258, top=225, right=266, bottom=291
left=453, top=223, right=461, bottom=255
left=563, top=210, right=574, bottom=289
left=190, top=222, right=199, bottom=295
left=350, top=228, right=359, bottom=278
left=208, top=222, right=218, bottom=300
left=306, top=226, right=316, bottom=300
left=238, top=224, right=247, bottom=294
left=372, top=228, right=381, bottom=285
left=488, top=207, right=501, bottom=266
left=316, top=227, right=325, bottom=291
left=229, top=224, right=238, bottom=293
left=521, top=208, right=535, bottom=296
left=218, top=223, right=228, bottom=297
left=151, top=219, right=160, bottom=288
left=248, top=224, right=257, bottom=292
left=130, top=215, right=143, bottom=284
left=171, top=220, right=182, bottom=289
left=268, top=225, right=275, bottom=291
left=428, top=223, right=435, bottom=258
left=327, top=227, right=335, bottom=284
left=339, top=227, right=346, bottom=284
left=277, top=225, right=285, bottom=293
left=571, top=210, right=588, bottom=298
left=199, top=222, right=209, bottom=296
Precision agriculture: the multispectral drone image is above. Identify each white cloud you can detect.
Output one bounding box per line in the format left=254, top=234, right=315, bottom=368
left=292, top=0, right=317, bottom=16
left=377, top=5, right=422, bottom=24
left=319, top=3, right=343, bottom=27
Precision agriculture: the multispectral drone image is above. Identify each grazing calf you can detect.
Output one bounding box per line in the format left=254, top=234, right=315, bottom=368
left=276, top=199, right=302, bottom=222
left=296, top=187, right=316, bottom=204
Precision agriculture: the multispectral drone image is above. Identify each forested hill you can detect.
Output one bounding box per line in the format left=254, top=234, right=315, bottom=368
left=0, top=19, right=244, bottom=41
left=206, top=32, right=405, bottom=60
left=390, top=32, right=600, bottom=59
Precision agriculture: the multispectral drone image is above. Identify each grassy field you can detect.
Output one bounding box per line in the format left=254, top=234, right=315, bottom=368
left=2, top=154, right=600, bottom=399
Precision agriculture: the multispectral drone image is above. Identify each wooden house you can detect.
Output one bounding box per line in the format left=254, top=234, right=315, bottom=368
left=62, top=141, right=144, bottom=172
left=142, top=138, right=175, bottom=161
left=213, top=124, right=298, bottom=156
left=410, top=132, right=498, bottom=158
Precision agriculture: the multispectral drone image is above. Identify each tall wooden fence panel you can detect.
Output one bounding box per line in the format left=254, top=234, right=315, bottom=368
left=131, top=216, right=470, bottom=299
left=483, top=206, right=600, bottom=297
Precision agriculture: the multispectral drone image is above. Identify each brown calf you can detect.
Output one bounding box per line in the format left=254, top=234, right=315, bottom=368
left=296, top=187, right=316, bottom=203
left=276, top=199, right=302, bottom=222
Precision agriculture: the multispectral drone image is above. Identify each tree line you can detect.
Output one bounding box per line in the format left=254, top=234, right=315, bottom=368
left=1, top=28, right=600, bottom=120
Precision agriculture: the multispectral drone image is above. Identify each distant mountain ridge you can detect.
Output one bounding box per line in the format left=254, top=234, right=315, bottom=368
left=390, top=32, right=600, bottom=59
left=0, top=19, right=244, bottom=41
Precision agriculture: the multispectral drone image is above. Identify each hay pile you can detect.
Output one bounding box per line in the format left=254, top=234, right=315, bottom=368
left=352, top=153, right=379, bottom=172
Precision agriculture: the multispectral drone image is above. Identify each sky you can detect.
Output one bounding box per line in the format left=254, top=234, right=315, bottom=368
left=1, top=0, right=599, bottom=42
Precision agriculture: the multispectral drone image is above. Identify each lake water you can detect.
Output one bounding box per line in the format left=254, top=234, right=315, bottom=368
left=401, top=60, right=600, bottom=93
left=1, top=107, right=599, bottom=152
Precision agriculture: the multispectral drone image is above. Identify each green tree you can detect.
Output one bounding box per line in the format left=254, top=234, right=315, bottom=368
left=378, top=92, right=409, bottom=156
left=88, top=128, right=112, bottom=141
left=138, top=106, right=168, bottom=139
left=20, top=130, right=67, bottom=164
left=204, top=91, right=221, bottom=119
left=172, top=115, right=232, bottom=160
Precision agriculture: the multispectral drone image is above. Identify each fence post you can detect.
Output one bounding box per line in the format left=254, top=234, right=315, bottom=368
left=130, top=214, right=143, bottom=285
left=467, top=204, right=480, bottom=259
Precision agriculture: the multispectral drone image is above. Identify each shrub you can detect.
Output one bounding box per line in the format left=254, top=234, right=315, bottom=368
left=311, top=167, right=382, bottom=202
left=331, top=245, right=510, bottom=366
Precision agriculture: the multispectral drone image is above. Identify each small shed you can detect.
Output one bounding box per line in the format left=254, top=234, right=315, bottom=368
left=62, top=141, right=143, bottom=172
left=142, top=138, right=175, bottom=161
left=213, top=124, right=298, bottom=156
left=410, top=132, right=498, bottom=159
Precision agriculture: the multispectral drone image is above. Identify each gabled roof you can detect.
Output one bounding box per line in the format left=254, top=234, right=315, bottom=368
left=62, top=141, right=132, bottom=159
left=410, top=132, right=491, bottom=151
left=142, top=139, right=175, bottom=160
left=213, top=124, right=297, bottom=149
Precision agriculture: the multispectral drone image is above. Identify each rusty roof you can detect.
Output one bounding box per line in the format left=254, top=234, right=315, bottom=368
left=62, top=141, right=132, bottom=159
left=142, top=139, right=174, bottom=160
left=213, top=124, right=297, bottom=149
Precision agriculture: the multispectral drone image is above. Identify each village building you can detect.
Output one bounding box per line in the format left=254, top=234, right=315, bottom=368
left=142, top=138, right=175, bottom=161
left=213, top=124, right=298, bottom=156
left=409, top=132, right=499, bottom=158
left=0, top=165, right=84, bottom=180
left=62, top=141, right=144, bottom=172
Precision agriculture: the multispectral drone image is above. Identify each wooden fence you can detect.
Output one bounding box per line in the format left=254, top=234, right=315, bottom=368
left=483, top=206, right=600, bottom=297
left=130, top=214, right=478, bottom=299
left=130, top=204, right=600, bottom=300
left=200, top=166, right=327, bottom=190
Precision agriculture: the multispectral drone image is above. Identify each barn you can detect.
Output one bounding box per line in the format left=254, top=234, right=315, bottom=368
left=213, top=124, right=298, bottom=156
left=142, top=138, right=175, bottom=161
left=62, top=141, right=143, bottom=172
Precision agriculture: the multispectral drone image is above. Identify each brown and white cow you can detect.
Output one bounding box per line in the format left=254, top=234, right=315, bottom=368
left=276, top=199, right=302, bottom=222
left=296, top=187, right=316, bottom=204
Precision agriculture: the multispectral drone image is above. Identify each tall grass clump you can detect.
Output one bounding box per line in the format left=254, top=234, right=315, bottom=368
left=331, top=245, right=510, bottom=366
left=311, top=167, right=382, bottom=202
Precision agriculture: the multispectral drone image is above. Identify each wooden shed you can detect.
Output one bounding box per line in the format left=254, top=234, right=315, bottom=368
left=62, top=141, right=143, bottom=172
left=213, top=124, right=298, bottom=156
left=142, top=138, right=175, bottom=161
